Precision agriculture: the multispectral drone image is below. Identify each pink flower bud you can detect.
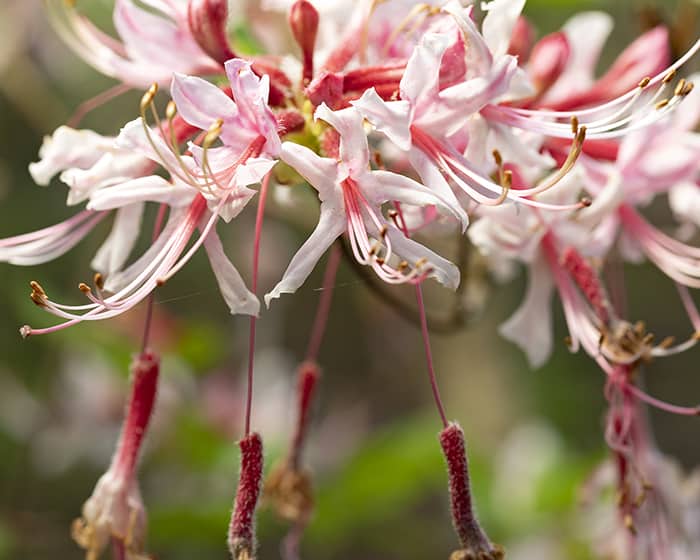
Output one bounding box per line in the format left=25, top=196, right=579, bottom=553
left=229, top=432, right=264, bottom=559
left=508, top=16, right=535, bottom=62
left=289, top=0, right=319, bottom=84
left=188, top=0, right=235, bottom=65
left=529, top=32, right=570, bottom=93
left=306, top=71, right=344, bottom=109
left=440, top=423, right=503, bottom=559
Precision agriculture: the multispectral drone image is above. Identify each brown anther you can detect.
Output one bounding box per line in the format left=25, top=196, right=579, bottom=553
left=398, top=260, right=409, bottom=271
left=379, top=225, right=388, bottom=238
left=634, top=320, right=645, bottom=335
left=658, top=336, right=675, bottom=349
left=388, top=209, right=398, bottom=219
left=655, top=99, right=670, bottom=110
left=375, top=258, right=385, bottom=266
left=570, top=116, right=579, bottom=134
left=93, top=273, right=104, bottom=290
left=675, top=79, right=687, bottom=97
left=563, top=335, right=573, bottom=348
left=29, top=280, right=46, bottom=297
left=638, top=77, right=651, bottom=88
left=681, top=82, right=695, bottom=96
left=368, top=243, right=380, bottom=257
left=156, top=278, right=166, bottom=287
left=166, top=100, right=177, bottom=120
left=662, top=69, right=677, bottom=84
left=623, top=514, right=637, bottom=535
left=78, top=282, right=91, bottom=294
left=579, top=197, right=592, bottom=207
left=492, top=149, right=503, bottom=166
left=415, top=257, right=428, bottom=269
left=140, top=83, right=159, bottom=112
left=576, top=126, right=587, bottom=144
left=30, top=292, right=46, bottom=307
left=502, top=170, right=512, bottom=189
left=642, top=333, right=655, bottom=345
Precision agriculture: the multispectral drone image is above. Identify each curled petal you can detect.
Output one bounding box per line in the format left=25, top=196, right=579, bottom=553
left=91, top=203, right=145, bottom=276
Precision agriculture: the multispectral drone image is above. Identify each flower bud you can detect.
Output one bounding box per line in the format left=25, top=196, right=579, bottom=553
left=188, top=0, right=235, bottom=65
left=289, top=0, right=319, bottom=84
left=529, top=32, right=570, bottom=93
left=508, top=16, right=535, bottom=62
left=229, top=432, right=264, bottom=560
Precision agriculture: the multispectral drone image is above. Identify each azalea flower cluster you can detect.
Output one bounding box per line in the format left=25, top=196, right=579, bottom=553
left=4, top=0, right=700, bottom=559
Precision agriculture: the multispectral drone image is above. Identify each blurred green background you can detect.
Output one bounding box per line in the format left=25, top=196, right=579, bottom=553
left=0, top=1, right=699, bottom=559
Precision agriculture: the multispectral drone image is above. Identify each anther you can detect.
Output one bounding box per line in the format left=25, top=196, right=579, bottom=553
left=570, top=116, right=579, bottom=134
left=681, top=82, right=695, bottom=96
left=398, top=260, right=409, bottom=271
left=492, top=149, right=503, bottom=166
left=579, top=197, right=592, bottom=208
left=203, top=118, right=224, bottom=148
left=379, top=225, right=388, bottom=238
left=623, top=514, right=636, bottom=535
left=29, top=280, right=46, bottom=297
left=78, top=282, right=91, bottom=294
left=663, top=69, right=677, bottom=84
left=655, top=99, right=669, bottom=110
left=638, top=77, right=651, bottom=88
left=140, top=83, right=158, bottom=112
left=674, top=79, right=687, bottom=97
left=94, top=273, right=104, bottom=290
left=19, top=325, right=32, bottom=339
left=658, top=336, right=675, bottom=349
left=415, top=257, right=428, bottom=269
left=166, top=100, right=177, bottom=120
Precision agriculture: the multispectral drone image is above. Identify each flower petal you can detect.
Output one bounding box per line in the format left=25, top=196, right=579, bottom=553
left=499, top=255, right=554, bottom=369
left=87, top=175, right=194, bottom=210
left=91, top=203, right=145, bottom=276
left=171, top=73, right=238, bottom=133
left=351, top=89, right=412, bottom=151
left=280, top=141, right=340, bottom=202
left=264, top=201, right=346, bottom=306
left=315, top=104, right=369, bottom=175
left=203, top=229, right=260, bottom=316
left=482, top=0, right=526, bottom=59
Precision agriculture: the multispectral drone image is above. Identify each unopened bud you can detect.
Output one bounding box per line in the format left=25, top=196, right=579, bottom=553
left=529, top=32, right=570, bottom=93
left=508, top=16, right=535, bottom=62
left=229, top=433, right=264, bottom=560
left=188, top=0, right=235, bottom=65
left=289, top=0, right=319, bottom=84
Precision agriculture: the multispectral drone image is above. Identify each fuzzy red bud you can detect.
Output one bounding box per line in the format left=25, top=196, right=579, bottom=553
left=188, top=0, right=235, bottom=65
left=289, top=0, right=319, bottom=84
left=229, top=433, right=264, bottom=559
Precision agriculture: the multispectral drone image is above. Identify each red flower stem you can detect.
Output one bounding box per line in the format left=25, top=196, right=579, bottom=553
left=244, top=172, right=272, bottom=437
left=304, top=243, right=342, bottom=363
left=393, top=202, right=448, bottom=428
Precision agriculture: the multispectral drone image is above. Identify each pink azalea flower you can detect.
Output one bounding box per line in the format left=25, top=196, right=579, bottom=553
left=47, top=0, right=220, bottom=87
left=265, top=103, right=465, bottom=306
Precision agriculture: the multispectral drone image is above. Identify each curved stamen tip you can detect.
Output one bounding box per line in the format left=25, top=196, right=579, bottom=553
left=166, top=100, right=177, bottom=120
left=93, top=272, right=104, bottom=290
left=19, top=325, right=32, bottom=339
left=78, top=282, right=91, bottom=294
left=204, top=118, right=224, bottom=147
left=663, top=69, right=678, bottom=84
left=29, top=281, right=47, bottom=307
left=30, top=280, right=46, bottom=297
left=570, top=116, right=579, bottom=135
left=140, top=83, right=159, bottom=112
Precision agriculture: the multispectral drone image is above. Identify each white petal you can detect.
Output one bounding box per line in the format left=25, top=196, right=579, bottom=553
left=280, top=142, right=340, bottom=202
left=482, top=0, right=526, bottom=59
left=670, top=181, right=700, bottom=229
left=351, top=89, right=412, bottom=151
left=87, top=175, right=194, bottom=210
left=29, top=126, right=112, bottom=186
left=264, top=202, right=346, bottom=306
left=384, top=225, right=460, bottom=290
left=91, top=203, right=145, bottom=276
left=499, top=255, right=554, bottom=369
left=367, top=170, right=468, bottom=230
left=203, top=229, right=260, bottom=316
left=315, top=104, right=370, bottom=175
left=400, top=32, right=449, bottom=107
left=171, top=73, right=238, bottom=133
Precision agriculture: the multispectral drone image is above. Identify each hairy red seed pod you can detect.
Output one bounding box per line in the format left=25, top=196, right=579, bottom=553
left=290, top=361, right=320, bottom=469
left=115, top=350, right=160, bottom=478
left=561, top=247, right=611, bottom=326
left=529, top=32, right=570, bottom=92
left=289, top=0, right=319, bottom=84
left=229, top=433, right=264, bottom=559
left=188, top=0, right=235, bottom=65
left=440, top=423, right=503, bottom=559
